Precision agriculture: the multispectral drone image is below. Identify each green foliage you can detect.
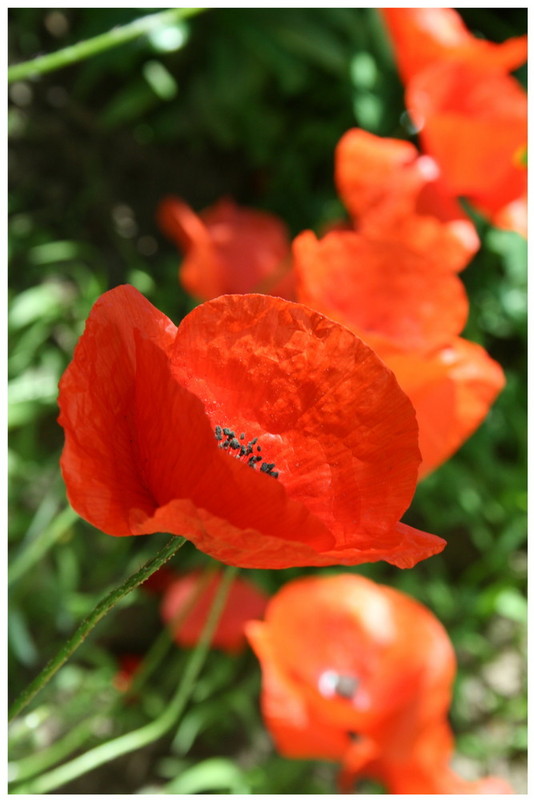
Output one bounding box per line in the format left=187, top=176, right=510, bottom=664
left=8, top=7, right=526, bottom=794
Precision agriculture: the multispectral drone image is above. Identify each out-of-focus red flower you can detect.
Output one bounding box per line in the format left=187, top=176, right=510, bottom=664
left=380, top=9, right=527, bottom=236
left=157, top=196, right=294, bottom=300
left=335, top=128, right=479, bottom=272
left=113, top=654, right=143, bottom=693
left=247, top=574, right=513, bottom=795
left=294, top=231, right=504, bottom=478
left=406, top=61, right=527, bottom=224
left=160, top=570, right=268, bottom=653
left=58, top=285, right=444, bottom=568
left=381, top=8, right=527, bottom=85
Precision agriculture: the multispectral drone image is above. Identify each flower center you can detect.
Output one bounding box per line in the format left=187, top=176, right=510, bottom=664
left=318, top=669, right=359, bottom=700
left=214, top=425, right=279, bottom=479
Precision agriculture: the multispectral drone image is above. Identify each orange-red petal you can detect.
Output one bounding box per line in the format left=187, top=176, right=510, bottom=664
left=492, top=194, right=528, bottom=239
left=407, top=61, right=527, bottom=215
left=171, top=293, right=423, bottom=550
left=381, top=8, right=527, bottom=84
left=293, top=230, right=468, bottom=352
left=58, top=286, right=177, bottom=536
left=383, top=338, right=506, bottom=479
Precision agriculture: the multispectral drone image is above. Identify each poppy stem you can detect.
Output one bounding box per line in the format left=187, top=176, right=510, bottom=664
left=10, top=565, right=238, bottom=795
left=8, top=563, right=220, bottom=785
left=8, top=534, right=187, bottom=722
left=8, top=7, right=206, bottom=84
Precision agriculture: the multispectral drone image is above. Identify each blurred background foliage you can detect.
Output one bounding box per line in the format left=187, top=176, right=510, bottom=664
left=8, top=7, right=526, bottom=794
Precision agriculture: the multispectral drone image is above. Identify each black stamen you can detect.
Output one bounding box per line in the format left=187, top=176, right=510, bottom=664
left=214, top=427, right=278, bottom=478
left=261, top=462, right=276, bottom=473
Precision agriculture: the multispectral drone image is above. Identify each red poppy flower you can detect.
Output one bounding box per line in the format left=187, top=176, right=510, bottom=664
left=58, top=285, right=445, bottom=569
left=113, top=653, right=143, bottom=693
left=381, top=8, right=527, bottom=85
left=157, top=196, right=294, bottom=300
left=160, top=570, right=268, bottom=653
left=335, top=128, right=479, bottom=272
left=246, top=574, right=513, bottom=794
left=294, top=231, right=504, bottom=477
left=406, top=60, right=527, bottom=222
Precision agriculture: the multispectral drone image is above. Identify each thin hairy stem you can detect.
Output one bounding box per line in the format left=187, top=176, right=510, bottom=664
left=8, top=8, right=205, bottom=83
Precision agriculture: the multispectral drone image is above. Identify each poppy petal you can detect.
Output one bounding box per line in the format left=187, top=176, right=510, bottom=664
left=58, top=286, right=177, bottom=536
left=384, top=338, right=506, bottom=478
left=407, top=61, right=527, bottom=214
left=246, top=620, right=352, bottom=759
left=294, top=230, right=469, bottom=351
left=381, top=8, right=527, bottom=84
left=171, top=293, right=423, bottom=549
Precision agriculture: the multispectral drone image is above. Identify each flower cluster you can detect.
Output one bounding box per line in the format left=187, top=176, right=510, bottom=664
left=381, top=8, right=527, bottom=238
left=57, top=7, right=522, bottom=794
left=293, top=127, right=505, bottom=478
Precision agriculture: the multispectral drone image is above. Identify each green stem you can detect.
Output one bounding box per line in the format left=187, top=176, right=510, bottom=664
left=12, top=566, right=237, bottom=794
left=8, top=8, right=205, bottom=84
left=8, top=535, right=186, bottom=722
